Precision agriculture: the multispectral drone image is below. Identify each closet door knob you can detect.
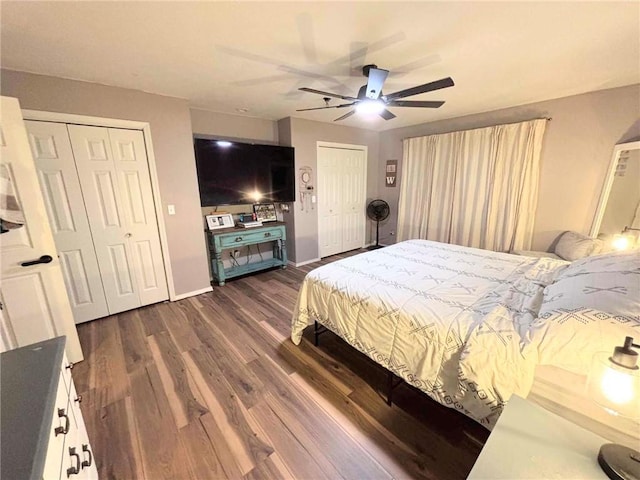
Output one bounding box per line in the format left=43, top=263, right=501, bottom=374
left=125, top=233, right=132, bottom=238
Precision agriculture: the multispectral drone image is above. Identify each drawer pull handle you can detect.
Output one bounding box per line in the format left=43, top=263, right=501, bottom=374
left=66, top=362, right=74, bottom=370
left=74, top=395, right=83, bottom=404
left=264, top=232, right=271, bottom=237
left=235, top=237, right=243, bottom=242
left=81, top=444, right=93, bottom=468
left=67, top=447, right=81, bottom=477
left=55, top=408, right=70, bottom=436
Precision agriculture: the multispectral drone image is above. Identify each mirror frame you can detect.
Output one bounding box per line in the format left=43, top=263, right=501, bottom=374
left=590, top=140, right=640, bottom=236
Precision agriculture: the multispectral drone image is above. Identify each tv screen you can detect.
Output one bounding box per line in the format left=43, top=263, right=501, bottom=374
left=194, top=139, right=295, bottom=206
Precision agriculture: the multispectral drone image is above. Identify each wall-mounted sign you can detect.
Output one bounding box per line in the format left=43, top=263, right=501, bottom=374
left=385, top=160, right=397, bottom=187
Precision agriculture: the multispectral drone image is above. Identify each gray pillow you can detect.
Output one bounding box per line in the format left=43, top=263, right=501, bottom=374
left=539, top=249, right=640, bottom=317
left=553, top=231, right=603, bottom=261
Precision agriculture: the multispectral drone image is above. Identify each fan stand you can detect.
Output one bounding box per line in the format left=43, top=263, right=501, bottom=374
left=368, top=218, right=384, bottom=250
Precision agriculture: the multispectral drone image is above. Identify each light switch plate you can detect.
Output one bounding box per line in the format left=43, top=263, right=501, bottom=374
left=168, top=204, right=176, bottom=215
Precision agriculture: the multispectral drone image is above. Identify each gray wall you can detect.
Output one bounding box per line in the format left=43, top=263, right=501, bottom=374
left=1, top=69, right=211, bottom=297
left=287, top=117, right=380, bottom=263
left=376, top=84, right=640, bottom=250
left=191, top=107, right=278, bottom=144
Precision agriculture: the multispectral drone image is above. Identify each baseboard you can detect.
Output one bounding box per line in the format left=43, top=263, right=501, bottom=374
left=171, top=286, right=213, bottom=301
left=288, top=257, right=321, bottom=267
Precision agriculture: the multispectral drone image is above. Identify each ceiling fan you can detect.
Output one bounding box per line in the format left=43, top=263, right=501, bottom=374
left=296, top=64, right=454, bottom=121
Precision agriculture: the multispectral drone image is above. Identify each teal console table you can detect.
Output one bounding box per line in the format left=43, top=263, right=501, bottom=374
left=206, top=222, right=287, bottom=286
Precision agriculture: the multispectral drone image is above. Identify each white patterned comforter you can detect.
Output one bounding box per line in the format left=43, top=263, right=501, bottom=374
left=291, top=240, right=569, bottom=427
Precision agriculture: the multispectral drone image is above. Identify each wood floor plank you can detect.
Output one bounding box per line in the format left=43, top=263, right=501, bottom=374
left=249, top=356, right=393, bottom=480
left=147, top=333, right=208, bottom=428
left=189, top=313, right=265, bottom=409
left=117, top=309, right=152, bottom=373
left=158, top=301, right=204, bottom=353
left=183, top=349, right=274, bottom=475
left=179, top=418, right=227, bottom=480
left=129, top=365, right=192, bottom=479
left=81, top=397, right=142, bottom=479
left=138, top=303, right=167, bottom=336
left=77, top=316, right=129, bottom=406
left=248, top=399, right=339, bottom=480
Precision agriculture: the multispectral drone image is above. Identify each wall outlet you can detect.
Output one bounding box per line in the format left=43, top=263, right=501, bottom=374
left=167, top=204, right=176, bottom=215
left=233, top=250, right=240, bottom=257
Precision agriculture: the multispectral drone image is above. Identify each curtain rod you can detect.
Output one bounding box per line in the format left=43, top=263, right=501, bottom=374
left=401, top=117, right=552, bottom=141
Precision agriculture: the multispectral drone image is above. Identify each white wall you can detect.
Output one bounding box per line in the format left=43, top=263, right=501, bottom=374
left=376, top=84, right=640, bottom=250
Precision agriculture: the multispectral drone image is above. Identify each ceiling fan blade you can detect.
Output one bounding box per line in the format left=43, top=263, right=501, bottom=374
left=379, top=109, right=396, bottom=121
left=387, top=100, right=445, bottom=108
left=296, top=13, right=318, bottom=64
left=299, top=87, right=357, bottom=101
left=296, top=102, right=355, bottom=112
left=334, top=110, right=356, bottom=122
left=386, top=77, right=455, bottom=100
left=365, top=68, right=389, bottom=99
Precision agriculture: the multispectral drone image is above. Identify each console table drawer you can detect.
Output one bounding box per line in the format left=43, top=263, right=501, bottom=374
left=219, top=228, right=283, bottom=247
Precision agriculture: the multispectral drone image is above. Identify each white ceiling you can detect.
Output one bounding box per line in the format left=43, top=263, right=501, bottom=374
left=2, top=1, right=639, bottom=131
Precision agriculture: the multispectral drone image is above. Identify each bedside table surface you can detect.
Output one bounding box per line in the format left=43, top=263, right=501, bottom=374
left=468, top=395, right=610, bottom=479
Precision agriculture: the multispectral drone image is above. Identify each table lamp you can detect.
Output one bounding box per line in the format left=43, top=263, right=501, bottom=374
left=587, top=336, right=640, bottom=480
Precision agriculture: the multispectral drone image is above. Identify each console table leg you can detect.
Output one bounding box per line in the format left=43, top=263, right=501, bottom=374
left=280, top=239, right=287, bottom=269
left=214, top=251, right=225, bottom=286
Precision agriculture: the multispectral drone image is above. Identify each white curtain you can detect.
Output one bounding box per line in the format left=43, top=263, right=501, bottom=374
left=397, top=119, right=547, bottom=252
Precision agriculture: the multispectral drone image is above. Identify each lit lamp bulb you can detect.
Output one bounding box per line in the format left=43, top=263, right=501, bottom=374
left=600, top=365, right=635, bottom=405
left=356, top=99, right=385, bottom=116
left=252, top=191, right=262, bottom=203
left=587, top=337, right=640, bottom=479
left=612, top=235, right=631, bottom=251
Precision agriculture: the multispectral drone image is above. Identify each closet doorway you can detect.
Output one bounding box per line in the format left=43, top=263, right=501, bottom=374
left=317, top=143, right=367, bottom=258
left=24, top=114, right=170, bottom=324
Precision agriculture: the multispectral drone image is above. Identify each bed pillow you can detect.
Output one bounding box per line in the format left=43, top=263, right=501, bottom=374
left=530, top=308, right=638, bottom=375
left=553, top=231, right=603, bottom=261
left=539, top=249, right=639, bottom=317
left=533, top=250, right=639, bottom=374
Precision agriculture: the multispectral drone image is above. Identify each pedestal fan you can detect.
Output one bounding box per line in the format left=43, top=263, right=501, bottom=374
left=366, top=199, right=390, bottom=250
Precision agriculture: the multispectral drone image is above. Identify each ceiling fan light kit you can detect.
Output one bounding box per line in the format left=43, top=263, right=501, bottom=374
left=297, top=64, right=454, bottom=122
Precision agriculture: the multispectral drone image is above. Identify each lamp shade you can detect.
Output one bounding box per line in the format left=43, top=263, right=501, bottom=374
left=587, top=352, right=640, bottom=418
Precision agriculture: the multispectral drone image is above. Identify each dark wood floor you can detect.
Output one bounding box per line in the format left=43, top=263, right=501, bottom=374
left=72, top=250, right=489, bottom=480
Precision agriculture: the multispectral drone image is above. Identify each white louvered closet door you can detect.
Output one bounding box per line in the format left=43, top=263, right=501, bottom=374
left=26, top=121, right=110, bottom=323
left=317, top=146, right=366, bottom=258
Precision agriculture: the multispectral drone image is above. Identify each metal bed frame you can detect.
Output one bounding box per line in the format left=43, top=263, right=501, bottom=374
left=314, top=320, right=404, bottom=406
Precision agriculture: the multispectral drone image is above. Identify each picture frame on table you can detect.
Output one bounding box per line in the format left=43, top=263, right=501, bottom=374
left=253, top=203, right=277, bottom=222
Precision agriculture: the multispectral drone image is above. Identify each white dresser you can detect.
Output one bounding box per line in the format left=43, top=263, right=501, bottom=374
left=1, top=337, right=98, bottom=479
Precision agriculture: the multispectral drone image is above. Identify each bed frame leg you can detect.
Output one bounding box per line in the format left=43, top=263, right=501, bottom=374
left=387, top=371, right=393, bottom=406
left=314, top=320, right=320, bottom=346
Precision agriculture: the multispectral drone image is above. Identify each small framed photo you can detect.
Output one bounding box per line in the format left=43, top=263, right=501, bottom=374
left=253, top=203, right=277, bottom=222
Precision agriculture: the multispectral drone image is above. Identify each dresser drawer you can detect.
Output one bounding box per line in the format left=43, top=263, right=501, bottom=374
left=219, top=227, right=283, bottom=247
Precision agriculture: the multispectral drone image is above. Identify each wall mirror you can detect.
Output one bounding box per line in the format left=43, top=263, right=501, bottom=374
left=590, top=141, right=640, bottom=242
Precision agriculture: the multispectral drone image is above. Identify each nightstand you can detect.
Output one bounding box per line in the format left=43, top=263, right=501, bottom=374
left=468, top=395, right=610, bottom=479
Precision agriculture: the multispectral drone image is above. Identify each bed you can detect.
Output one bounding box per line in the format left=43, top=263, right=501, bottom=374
left=291, top=239, right=639, bottom=428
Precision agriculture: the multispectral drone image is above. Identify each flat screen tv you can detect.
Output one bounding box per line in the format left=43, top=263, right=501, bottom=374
left=194, top=138, right=295, bottom=206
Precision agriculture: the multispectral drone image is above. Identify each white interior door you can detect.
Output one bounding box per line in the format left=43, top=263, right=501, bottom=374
left=109, top=128, right=168, bottom=306
left=25, top=120, right=109, bottom=323
left=318, top=147, right=343, bottom=257
left=341, top=149, right=366, bottom=251
left=0, top=97, right=83, bottom=362
left=317, top=146, right=366, bottom=258
left=68, top=125, right=141, bottom=314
